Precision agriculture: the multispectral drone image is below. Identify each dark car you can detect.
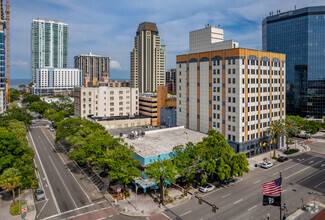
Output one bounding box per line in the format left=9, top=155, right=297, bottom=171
left=277, top=156, right=288, bottom=162
left=222, top=177, right=234, bottom=184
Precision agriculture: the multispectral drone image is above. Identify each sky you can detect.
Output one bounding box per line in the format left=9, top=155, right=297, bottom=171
left=9, top=0, right=324, bottom=80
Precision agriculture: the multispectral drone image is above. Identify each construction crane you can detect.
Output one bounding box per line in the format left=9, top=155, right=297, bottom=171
left=5, top=0, right=9, bottom=104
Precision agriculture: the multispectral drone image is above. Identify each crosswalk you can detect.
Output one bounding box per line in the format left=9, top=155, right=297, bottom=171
left=30, top=125, right=48, bottom=128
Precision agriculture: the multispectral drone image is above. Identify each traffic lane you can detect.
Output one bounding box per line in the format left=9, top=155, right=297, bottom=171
left=309, top=142, right=325, bottom=154
left=163, top=153, right=323, bottom=219
left=31, top=128, right=78, bottom=212
left=38, top=128, right=92, bottom=207
left=27, top=131, right=59, bottom=219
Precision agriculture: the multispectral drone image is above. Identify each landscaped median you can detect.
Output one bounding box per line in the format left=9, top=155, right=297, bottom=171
left=283, top=148, right=300, bottom=155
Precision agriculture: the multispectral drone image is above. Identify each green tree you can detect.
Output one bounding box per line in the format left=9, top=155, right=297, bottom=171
left=107, top=144, right=141, bottom=190
left=28, top=101, right=51, bottom=114
left=8, top=119, right=26, bottom=139
left=10, top=89, right=21, bottom=101
left=1, top=107, right=33, bottom=125
left=266, top=120, right=286, bottom=149
left=22, top=94, right=40, bottom=105
left=0, top=168, right=22, bottom=205
left=145, top=159, right=178, bottom=185
left=285, top=117, right=299, bottom=150
left=304, top=120, right=321, bottom=137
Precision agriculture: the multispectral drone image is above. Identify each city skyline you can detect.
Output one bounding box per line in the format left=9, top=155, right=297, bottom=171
left=10, top=0, right=324, bottom=79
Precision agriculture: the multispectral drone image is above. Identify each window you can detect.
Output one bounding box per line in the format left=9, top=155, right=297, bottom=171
left=213, top=96, right=216, bottom=101
left=213, top=78, right=216, bottom=83
left=233, top=107, right=236, bottom=112
left=232, top=59, right=235, bottom=65
left=228, top=69, right=231, bottom=74
left=228, top=125, right=231, bottom=131
left=110, top=91, right=114, bottom=95
left=213, top=60, right=216, bottom=66
left=228, top=106, right=231, bottom=112
left=233, top=97, right=236, bottom=103
left=233, top=78, right=236, bottom=84
left=217, top=78, right=220, bottom=83
left=217, top=69, right=220, bottom=74
left=213, top=87, right=216, bottom=92
left=213, top=69, right=216, bottom=75
left=233, top=69, right=235, bottom=74
left=233, top=88, right=236, bottom=93
left=228, top=78, right=231, bottom=84
left=228, top=59, right=231, bottom=65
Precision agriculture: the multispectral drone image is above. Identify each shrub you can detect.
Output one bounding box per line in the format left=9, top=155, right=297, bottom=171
left=164, top=190, right=168, bottom=196
left=124, top=191, right=130, bottom=197
left=284, top=149, right=300, bottom=155
left=272, top=156, right=278, bottom=160
left=168, top=198, right=174, bottom=203
left=10, top=201, right=26, bottom=215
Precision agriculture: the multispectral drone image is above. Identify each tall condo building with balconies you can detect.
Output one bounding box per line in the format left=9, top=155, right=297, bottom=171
left=31, top=18, right=68, bottom=83
left=74, top=52, right=110, bottom=83
left=263, top=6, right=325, bottom=119
left=0, top=2, right=6, bottom=113
left=177, top=26, right=286, bottom=157
left=130, top=22, right=166, bottom=93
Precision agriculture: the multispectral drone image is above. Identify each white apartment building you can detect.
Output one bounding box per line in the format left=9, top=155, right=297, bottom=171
left=177, top=26, right=286, bottom=157
left=74, top=86, right=139, bottom=118
left=130, top=22, right=166, bottom=92
left=35, top=68, right=82, bottom=95
left=31, top=18, right=68, bottom=83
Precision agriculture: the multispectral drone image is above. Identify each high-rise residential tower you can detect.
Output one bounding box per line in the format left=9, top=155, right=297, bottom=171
left=74, top=52, right=110, bottom=83
left=130, top=22, right=166, bottom=93
left=263, top=6, right=325, bottom=119
left=0, top=2, right=6, bottom=113
left=31, top=18, right=68, bottom=84
left=177, top=26, right=286, bottom=156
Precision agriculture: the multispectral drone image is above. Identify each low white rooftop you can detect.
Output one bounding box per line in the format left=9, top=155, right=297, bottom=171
left=123, top=126, right=207, bottom=158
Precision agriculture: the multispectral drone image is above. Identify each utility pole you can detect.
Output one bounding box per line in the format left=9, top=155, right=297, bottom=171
left=280, top=171, right=282, bottom=220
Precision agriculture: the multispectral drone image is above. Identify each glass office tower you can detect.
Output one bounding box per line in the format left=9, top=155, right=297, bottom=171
left=31, top=18, right=68, bottom=84
left=262, top=6, right=325, bottom=119
left=0, top=9, right=6, bottom=113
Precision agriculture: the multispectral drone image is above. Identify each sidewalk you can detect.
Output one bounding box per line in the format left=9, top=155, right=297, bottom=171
left=246, top=142, right=311, bottom=171
left=287, top=201, right=325, bottom=220
left=0, top=189, right=35, bottom=220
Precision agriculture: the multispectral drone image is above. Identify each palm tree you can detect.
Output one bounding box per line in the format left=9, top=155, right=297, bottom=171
left=0, top=168, right=22, bottom=205
left=285, top=117, right=299, bottom=151
left=266, top=120, right=286, bottom=152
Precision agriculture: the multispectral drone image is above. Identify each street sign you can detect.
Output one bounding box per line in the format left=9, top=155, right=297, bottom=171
left=21, top=205, right=27, bottom=214
left=117, top=188, right=121, bottom=193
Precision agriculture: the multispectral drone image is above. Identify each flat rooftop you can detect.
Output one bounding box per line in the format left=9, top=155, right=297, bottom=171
left=123, top=126, right=207, bottom=158
left=107, top=126, right=159, bottom=137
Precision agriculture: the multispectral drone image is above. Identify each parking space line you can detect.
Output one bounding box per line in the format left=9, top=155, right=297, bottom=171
left=253, top=180, right=261, bottom=184
left=28, top=131, right=61, bottom=214
left=297, top=169, right=325, bottom=184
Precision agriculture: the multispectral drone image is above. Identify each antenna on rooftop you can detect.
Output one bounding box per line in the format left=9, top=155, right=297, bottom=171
left=205, top=24, right=211, bottom=28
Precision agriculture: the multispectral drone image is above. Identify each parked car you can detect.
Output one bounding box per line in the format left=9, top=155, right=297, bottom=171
left=48, top=127, right=55, bottom=132
left=199, top=183, right=216, bottom=193
left=277, top=156, right=288, bottom=162
left=222, top=177, right=234, bottom=184
left=35, top=188, right=45, bottom=201
left=32, top=120, right=36, bottom=124
left=260, top=162, right=273, bottom=169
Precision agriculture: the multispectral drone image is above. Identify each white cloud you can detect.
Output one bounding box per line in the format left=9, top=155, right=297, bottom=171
left=110, top=60, right=123, bottom=70
left=12, top=60, right=29, bottom=69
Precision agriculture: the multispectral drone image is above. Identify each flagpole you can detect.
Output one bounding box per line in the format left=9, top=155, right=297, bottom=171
left=280, top=171, right=282, bottom=220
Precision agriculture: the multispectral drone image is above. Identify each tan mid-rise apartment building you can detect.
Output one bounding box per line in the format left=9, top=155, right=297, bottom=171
left=177, top=26, right=286, bottom=157
left=74, top=86, right=139, bottom=118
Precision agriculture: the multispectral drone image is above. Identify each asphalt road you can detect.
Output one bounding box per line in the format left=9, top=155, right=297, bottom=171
left=28, top=122, right=115, bottom=220
left=163, top=152, right=325, bottom=220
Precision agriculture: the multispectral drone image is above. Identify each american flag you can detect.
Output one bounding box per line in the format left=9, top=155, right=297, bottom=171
left=261, top=177, right=282, bottom=195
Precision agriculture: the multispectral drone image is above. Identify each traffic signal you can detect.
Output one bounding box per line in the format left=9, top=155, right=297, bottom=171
left=212, top=205, right=217, bottom=213
left=198, top=197, right=202, bottom=205
left=184, top=190, right=187, bottom=196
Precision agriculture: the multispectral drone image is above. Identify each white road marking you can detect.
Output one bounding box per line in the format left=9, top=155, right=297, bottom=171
left=247, top=205, right=257, bottom=211
left=36, top=199, right=49, bottom=218
left=48, top=156, right=78, bottom=209
left=45, top=184, right=48, bottom=188
left=222, top=193, right=231, bottom=198
left=108, top=215, right=114, bottom=218
left=285, top=160, right=324, bottom=180
left=42, top=203, right=95, bottom=220
left=297, top=169, right=325, bottom=184
left=161, top=212, right=172, bottom=219
left=98, top=218, right=105, bottom=220
left=253, top=180, right=261, bottom=184
left=309, top=161, right=314, bottom=164
left=315, top=180, right=325, bottom=189
left=41, top=129, right=92, bottom=204
left=28, top=131, right=61, bottom=214
left=180, top=210, right=192, bottom=217
left=273, top=172, right=278, bottom=176
left=233, top=199, right=243, bottom=204
left=321, top=164, right=325, bottom=168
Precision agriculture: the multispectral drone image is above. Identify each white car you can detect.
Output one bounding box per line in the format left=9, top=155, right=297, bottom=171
left=199, top=183, right=216, bottom=193
left=35, top=188, right=45, bottom=201
left=260, top=162, right=273, bottom=169
left=48, top=127, right=55, bottom=132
